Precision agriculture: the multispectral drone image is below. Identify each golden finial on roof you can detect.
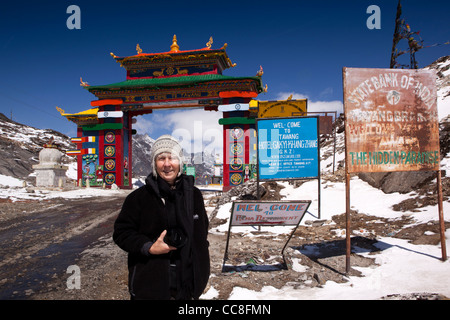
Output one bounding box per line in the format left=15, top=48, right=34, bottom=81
left=226, top=57, right=236, bottom=68
left=80, top=77, right=89, bottom=87
left=56, top=106, right=65, bottom=115
left=256, top=65, right=264, bottom=77
left=287, top=94, right=293, bottom=100
left=206, top=36, right=213, bottom=49
left=136, top=44, right=142, bottom=54
left=170, top=35, right=180, bottom=52
left=110, top=52, right=118, bottom=59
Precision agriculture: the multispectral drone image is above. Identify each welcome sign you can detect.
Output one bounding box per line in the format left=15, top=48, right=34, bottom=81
left=343, top=68, right=440, bottom=173
left=222, top=200, right=311, bottom=272
left=230, top=200, right=311, bottom=227
left=257, top=117, right=320, bottom=180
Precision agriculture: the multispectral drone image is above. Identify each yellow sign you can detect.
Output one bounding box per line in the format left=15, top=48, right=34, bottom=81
left=257, top=99, right=307, bottom=118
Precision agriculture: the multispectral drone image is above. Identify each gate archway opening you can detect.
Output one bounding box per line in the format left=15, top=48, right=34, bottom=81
left=59, top=35, right=266, bottom=190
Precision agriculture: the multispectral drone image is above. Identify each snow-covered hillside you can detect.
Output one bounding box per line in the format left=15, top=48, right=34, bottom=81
left=0, top=113, right=74, bottom=181
left=426, top=55, right=450, bottom=120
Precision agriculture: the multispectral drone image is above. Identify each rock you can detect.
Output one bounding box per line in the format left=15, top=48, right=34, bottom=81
left=305, top=219, right=329, bottom=227
left=313, top=273, right=324, bottom=286
left=358, top=171, right=436, bottom=194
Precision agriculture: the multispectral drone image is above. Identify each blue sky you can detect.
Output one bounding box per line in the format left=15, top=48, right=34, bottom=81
left=0, top=0, right=448, bottom=155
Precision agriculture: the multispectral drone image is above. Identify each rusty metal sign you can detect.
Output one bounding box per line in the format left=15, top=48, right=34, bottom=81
left=319, top=115, right=333, bottom=135
left=293, top=111, right=337, bottom=135
left=343, top=67, right=440, bottom=173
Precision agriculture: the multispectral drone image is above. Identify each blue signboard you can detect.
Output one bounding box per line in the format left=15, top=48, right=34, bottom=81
left=257, top=117, right=319, bottom=180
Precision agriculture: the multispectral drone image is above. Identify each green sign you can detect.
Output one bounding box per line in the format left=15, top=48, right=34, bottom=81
left=185, top=166, right=195, bottom=177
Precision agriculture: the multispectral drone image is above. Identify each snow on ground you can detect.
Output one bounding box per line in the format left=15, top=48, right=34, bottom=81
left=0, top=174, right=25, bottom=188
left=0, top=173, right=127, bottom=202
left=207, top=123, right=450, bottom=299
left=228, top=231, right=450, bottom=300
left=0, top=184, right=125, bottom=202
left=206, top=175, right=450, bottom=299
left=217, top=177, right=450, bottom=299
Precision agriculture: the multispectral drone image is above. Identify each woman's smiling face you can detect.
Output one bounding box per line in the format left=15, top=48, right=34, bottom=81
left=155, top=152, right=180, bottom=185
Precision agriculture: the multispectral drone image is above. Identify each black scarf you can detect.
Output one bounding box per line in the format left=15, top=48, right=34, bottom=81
left=157, top=176, right=194, bottom=299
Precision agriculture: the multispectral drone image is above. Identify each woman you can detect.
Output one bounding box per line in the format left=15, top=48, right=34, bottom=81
left=113, top=135, right=210, bottom=300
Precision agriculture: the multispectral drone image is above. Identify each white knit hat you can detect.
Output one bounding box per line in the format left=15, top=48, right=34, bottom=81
left=150, top=135, right=184, bottom=177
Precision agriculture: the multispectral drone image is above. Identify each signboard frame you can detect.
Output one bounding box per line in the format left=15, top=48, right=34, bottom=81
left=342, top=67, right=446, bottom=273
left=292, top=111, right=338, bottom=173
left=222, top=200, right=311, bottom=272
left=343, top=67, right=440, bottom=174
left=256, top=116, right=321, bottom=218
left=256, top=116, right=320, bottom=181
left=257, top=99, right=307, bottom=119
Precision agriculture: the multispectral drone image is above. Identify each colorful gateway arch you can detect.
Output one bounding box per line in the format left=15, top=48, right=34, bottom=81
left=59, top=36, right=265, bottom=190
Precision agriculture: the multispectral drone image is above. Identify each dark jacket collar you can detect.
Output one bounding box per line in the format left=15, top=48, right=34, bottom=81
left=144, top=174, right=194, bottom=198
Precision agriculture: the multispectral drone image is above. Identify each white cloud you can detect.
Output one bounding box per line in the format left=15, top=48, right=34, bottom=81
left=168, top=109, right=223, bottom=157
left=309, top=100, right=343, bottom=116
left=319, top=87, right=334, bottom=98
left=133, top=117, right=155, bottom=135
left=135, top=109, right=223, bottom=158
left=276, top=92, right=308, bottom=100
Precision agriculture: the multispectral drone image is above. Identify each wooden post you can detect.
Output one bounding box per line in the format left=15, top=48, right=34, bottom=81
left=437, top=170, right=447, bottom=261
left=345, top=171, right=351, bottom=274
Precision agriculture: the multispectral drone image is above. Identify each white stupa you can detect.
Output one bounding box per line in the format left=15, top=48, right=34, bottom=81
left=32, top=138, right=68, bottom=188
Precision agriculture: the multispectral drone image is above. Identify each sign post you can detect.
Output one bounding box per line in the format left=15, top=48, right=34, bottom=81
left=343, top=67, right=446, bottom=273
left=222, top=200, right=311, bottom=272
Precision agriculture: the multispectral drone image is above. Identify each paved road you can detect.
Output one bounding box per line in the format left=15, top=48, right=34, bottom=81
left=0, top=194, right=128, bottom=299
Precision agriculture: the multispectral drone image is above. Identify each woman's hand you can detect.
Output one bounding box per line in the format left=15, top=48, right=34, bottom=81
left=148, top=230, right=177, bottom=255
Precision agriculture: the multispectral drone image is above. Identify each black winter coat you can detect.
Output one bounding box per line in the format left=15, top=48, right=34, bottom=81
left=113, top=174, right=210, bottom=299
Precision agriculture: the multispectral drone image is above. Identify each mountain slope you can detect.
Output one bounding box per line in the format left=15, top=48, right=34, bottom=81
left=131, top=133, right=216, bottom=181
left=0, top=113, right=74, bottom=182
left=131, top=133, right=154, bottom=177
left=426, top=55, right=450, bottom=120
